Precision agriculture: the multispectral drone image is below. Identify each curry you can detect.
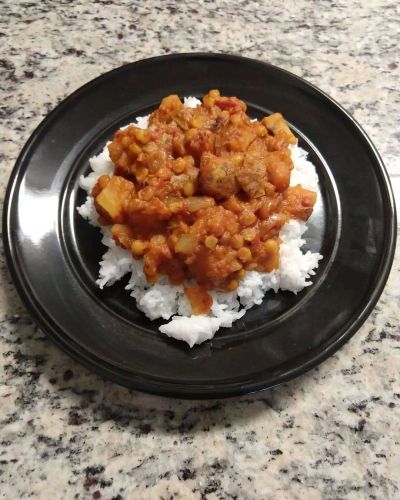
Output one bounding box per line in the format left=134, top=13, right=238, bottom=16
left=92, top=90, right=316, bottom=314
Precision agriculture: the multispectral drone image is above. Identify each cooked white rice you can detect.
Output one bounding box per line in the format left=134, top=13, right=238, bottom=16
left=77, top=98, right=322, bottom=347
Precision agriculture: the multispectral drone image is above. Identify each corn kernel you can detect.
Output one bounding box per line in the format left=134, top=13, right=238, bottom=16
left=242, top=227, right=257, bottom=241
left=230, top=113, right=241, bottom=125
left=226, top=279, right=239, bottom=291
left=158, top=167, right=172, bottom=180
left=231, top=234, right=244, bottom=249
left=139, top=187, right=154, bottom=201
left=238, top=269, right=246, bottom=279
left=129, top=143, right=142, bottom=157
left=203, top=96, right=213, bottom=107
left=239, top=210, right=256, bottom=227
left=203, top=89, right=220, bottom=107
left=169, top=201, right=183, bottom=213
left=135, top=167, right=148, bottom=182
left=264, top=239, right=278, bottom=254
left=237, top=247, right=252, bottom=262
left=135, top=128, right=150, bottom=144
left=172, top=158, right=186, bottom=174
left=131, top=239, right=147, bottom=256
left=185, top=128, right=197, bottom=141
left=205, top=235, right=218, bottom=250
left=183, top=181, right=195, bottom=197
left=190, top=117, right=202, bottom=128
left=151, top=234, right=166, bottom=245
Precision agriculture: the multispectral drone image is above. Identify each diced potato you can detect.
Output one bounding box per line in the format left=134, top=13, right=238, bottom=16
left=265, top=151, right=292, bottom=192
left=95, top=176, right=134, bottom=223
left=174, top=234, right=198, bottom=254
left=262, top=113, right=296, bottom=145
left=282, top=185, right=317, bottom=221
left=186, top=196, right=215, bottom=213
left=112, top=224, right=135, bottom=249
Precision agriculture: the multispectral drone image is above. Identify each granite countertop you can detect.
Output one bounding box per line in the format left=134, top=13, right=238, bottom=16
left=1, top=1, right=399, bottom=498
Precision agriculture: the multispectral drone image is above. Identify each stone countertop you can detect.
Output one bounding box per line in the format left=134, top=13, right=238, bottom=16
left=1, top=1, right=399, bottom=498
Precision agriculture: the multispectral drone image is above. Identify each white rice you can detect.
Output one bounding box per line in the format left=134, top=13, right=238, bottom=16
left=77, top=98, right=322, bottom=347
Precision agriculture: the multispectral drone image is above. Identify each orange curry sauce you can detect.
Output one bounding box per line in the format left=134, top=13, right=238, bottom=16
left=92, top=90, right=317, bottom=314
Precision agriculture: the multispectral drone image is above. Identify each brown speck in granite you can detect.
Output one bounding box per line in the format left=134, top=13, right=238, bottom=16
left=179, top=468, right=196, bottom=480
left=29, top=371, right=40, bottom=381
left=92, top=491, right=101, bottom=499
left=63, top=369, right=74, bottom=381
left=13, top=350, right=23, bottom=362
left=84, top=474, right=98, bottom=490
left=68, top=412, right=87, bottom=425
left=100, top=479, right=113, bottom=488
left=86, top=466, right=105, bottom=475
left=139, top=423, right=152, bottom=434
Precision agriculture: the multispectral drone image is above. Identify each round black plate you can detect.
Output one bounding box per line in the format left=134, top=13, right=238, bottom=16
left=3, top=54, right=396, bottom=398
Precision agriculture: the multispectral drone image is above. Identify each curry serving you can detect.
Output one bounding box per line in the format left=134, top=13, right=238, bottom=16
left=92, top=90, right=316, bottom=314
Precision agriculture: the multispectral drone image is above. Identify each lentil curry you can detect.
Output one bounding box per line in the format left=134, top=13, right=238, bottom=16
left=93, top=90, right=317, bottom=314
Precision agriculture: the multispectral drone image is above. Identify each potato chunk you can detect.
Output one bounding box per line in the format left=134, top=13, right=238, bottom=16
left=264, top=151, right=292, bottom=192
left=215, top=121, right=257, bottom=154
left=95, top=175, right=134, bottom=223
left=262, top=113, right=296, bottom=145
left=282, top=185, right=317, bottom=221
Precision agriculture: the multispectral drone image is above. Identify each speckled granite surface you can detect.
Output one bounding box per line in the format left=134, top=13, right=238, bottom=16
left=1, top=1, right=399, bottom=498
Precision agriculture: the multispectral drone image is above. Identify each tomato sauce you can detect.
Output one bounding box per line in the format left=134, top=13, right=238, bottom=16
left=93, top=90, right=316, bottom=313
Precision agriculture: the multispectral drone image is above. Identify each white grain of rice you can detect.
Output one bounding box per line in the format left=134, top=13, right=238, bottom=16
left=78, top=98, right=322, bottom=347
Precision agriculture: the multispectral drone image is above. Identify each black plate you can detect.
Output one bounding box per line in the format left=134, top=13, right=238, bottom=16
left=3, top=54, right=396, bottom=398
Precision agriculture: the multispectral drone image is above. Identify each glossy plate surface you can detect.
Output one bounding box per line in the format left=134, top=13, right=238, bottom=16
left=3, top=54, right=396, bottom=398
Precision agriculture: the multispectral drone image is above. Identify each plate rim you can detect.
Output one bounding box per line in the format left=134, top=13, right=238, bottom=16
left=2, top=52, right=397, bottom=398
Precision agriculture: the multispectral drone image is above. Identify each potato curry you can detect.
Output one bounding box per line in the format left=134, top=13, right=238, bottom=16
left=93, top=90, right=316, bottom=314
